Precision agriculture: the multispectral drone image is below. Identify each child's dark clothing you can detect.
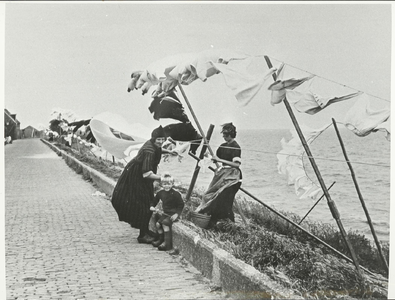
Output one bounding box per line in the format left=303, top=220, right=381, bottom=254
left=153, top=188, right=184, bottom=226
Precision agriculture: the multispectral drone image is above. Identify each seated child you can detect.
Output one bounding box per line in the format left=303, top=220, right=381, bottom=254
left=150, top=174, right=185, bottom=251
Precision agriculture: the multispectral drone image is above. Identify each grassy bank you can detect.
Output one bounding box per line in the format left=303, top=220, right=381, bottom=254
left=52, top=140, right=389, bottom=299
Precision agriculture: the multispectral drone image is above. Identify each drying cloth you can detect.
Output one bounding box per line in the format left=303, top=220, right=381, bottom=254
left=168, top=48, right=249, bottom=83
left=90, top=119, right=145, bottom=159
left=68, top=119, right=91, bottom=133
left=277, top=125, right=330, bottom=200
left=344, top=93, right=390, bottom=138
left=90, top=112, right=150, bottom=159
left=198, top=153, right=213, bottom=174
left=286, top=84, right=362, bottom=114
left=128, top=49, right=249, bottom=96
left=148, top=91, right=189, bottom=123
left=375, top=116, right=391, bottom=141
left=163, top=122, right=202, bottom=154
left=268, top=75, right=314, bottom=106
left=127, top=71, right=143, bottom=92
left=209, top=59, right=277, bottom=106
left=161, top=140, right=191, bottom=163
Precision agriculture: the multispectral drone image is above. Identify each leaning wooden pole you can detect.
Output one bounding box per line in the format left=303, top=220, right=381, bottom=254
left=263, top=56, right=361, bottom=275
left=186, top=124, right=215, bottom=201
left=177, top=83, right=216, bottom=158
left=332, top=118, right=389, bottom=274
left=188, top=151, right=377, bottom=277
left=177, top=83, right=248, bottom=224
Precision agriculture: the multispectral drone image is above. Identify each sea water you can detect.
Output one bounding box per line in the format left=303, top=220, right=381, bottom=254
left=159, top=128, right=391, bottom=243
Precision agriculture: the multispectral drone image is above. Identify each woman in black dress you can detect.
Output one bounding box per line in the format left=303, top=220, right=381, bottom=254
left=111, top=126, right=175, bottom=244
left=196, top=123, right=242, bottom=226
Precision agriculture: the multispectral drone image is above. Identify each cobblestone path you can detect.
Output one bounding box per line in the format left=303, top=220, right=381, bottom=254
left=5, top=139, right=227, bottom=300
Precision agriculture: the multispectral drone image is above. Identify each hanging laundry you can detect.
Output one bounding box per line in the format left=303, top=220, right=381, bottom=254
left=167, top=56, right=199, bottom=85
left=277, top=124, right=330, bottom=200
left=268, top=74, right=314, bottom=106
left=343, top=93, right=390, bottom=138
left=128, top=49, right=249, bottom=96
left=168, top=48, right=249, bottom=83
left=375, top=116, right=391, bottom=141
left=148, top=90, right=189, bottom=123
left=208, top=59, right=277, bottom=106
left=90, top=113, right=148, bottom=159
left=109, top=127, right=135, bottom=141
left=151, top=80, right=179, bottom=98
left=163, top=122, right=203, bottom=155
left=286, top=80, right=362, bottom=114
left=294, top=176, right=322, bottom=200
left=85, top=126, right=96, bottom=143
left=198, top=152, right=213, bottom=174
left=127, top=71, right=143, bottom=92
left=161, top=139, right=191, bottom=163
left=68, top=119, right=91, bottom=133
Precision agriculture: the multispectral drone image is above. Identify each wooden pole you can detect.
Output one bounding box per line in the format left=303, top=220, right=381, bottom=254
left=263, top=55, right=361, bottom=275
left=177, top=84, right=216, bottom=159
left=186, top=124, right=215, bottom=201
left=299, top=181, right=336, bottom=225
left=188, top=151, right=376, bottom=277
left=332, top=118, right=389, bottom=274
left=177, top=83, right=247, bottom=224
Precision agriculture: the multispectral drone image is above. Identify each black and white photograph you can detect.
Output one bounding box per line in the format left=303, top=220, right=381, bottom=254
left=2, top=2, right=393, bottom=299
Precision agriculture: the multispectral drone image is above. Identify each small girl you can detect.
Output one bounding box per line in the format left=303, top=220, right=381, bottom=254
left=150, top=174, right=185, bottom=251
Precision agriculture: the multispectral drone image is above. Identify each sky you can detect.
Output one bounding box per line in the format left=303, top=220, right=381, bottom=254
left=1, top=1, right=394, bottom=297
left=2, top=2, right=392, bottom=132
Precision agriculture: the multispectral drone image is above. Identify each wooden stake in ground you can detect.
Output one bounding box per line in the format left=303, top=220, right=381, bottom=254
left=332, top=118, right=389, bottom=275
left=263, top=55, right=361, bottom=275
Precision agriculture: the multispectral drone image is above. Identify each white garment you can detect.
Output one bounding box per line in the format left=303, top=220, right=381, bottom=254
left=127, top=71, right=143, bottom=91
left=209, top=60, right=277, bottom=106
left=344, top=93, right=390, bottom=137
left=89, top=112, right=149, bottom=159
left=162, top=140, right=191, bottom=163
left=268, top=75, right=314, bottom=105
left=277, top=125, right=330, bottom=200
left=129, top=49, right=249, bottom=96
left=152, top=80, right=179, bottom=98
left=375, top=116, right=391, bottom=141
left=198, top=152, right=213, bottom=174
left=286, top=85, right=361, bottom=115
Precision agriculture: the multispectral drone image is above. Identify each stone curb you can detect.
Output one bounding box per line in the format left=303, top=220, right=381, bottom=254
left=41, top=139, right=303, bottom=300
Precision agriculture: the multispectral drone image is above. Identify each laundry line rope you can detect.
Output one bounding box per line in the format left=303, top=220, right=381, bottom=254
left=183, top=139, right=390, bottom=169
left=254, top=55, right=390, bottom=103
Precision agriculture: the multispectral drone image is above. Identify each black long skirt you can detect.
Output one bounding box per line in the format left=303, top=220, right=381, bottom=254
left=111, top=159, right=154, bottom=229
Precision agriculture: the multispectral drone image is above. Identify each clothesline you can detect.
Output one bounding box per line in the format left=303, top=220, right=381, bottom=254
left=182, top=139, right=390, bottom=168
left=260, top=55, right=390, bottom=103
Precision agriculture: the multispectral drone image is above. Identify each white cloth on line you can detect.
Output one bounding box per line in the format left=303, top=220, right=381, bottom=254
left=277, top=124, right=330, bottom=200
left=209, top=60, right=277, bottom=106
left=286, top=82, right=362, bottom=114
left=268, top=74, right=314, bottom=106
left=343, top=93, right=390, bottom=138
